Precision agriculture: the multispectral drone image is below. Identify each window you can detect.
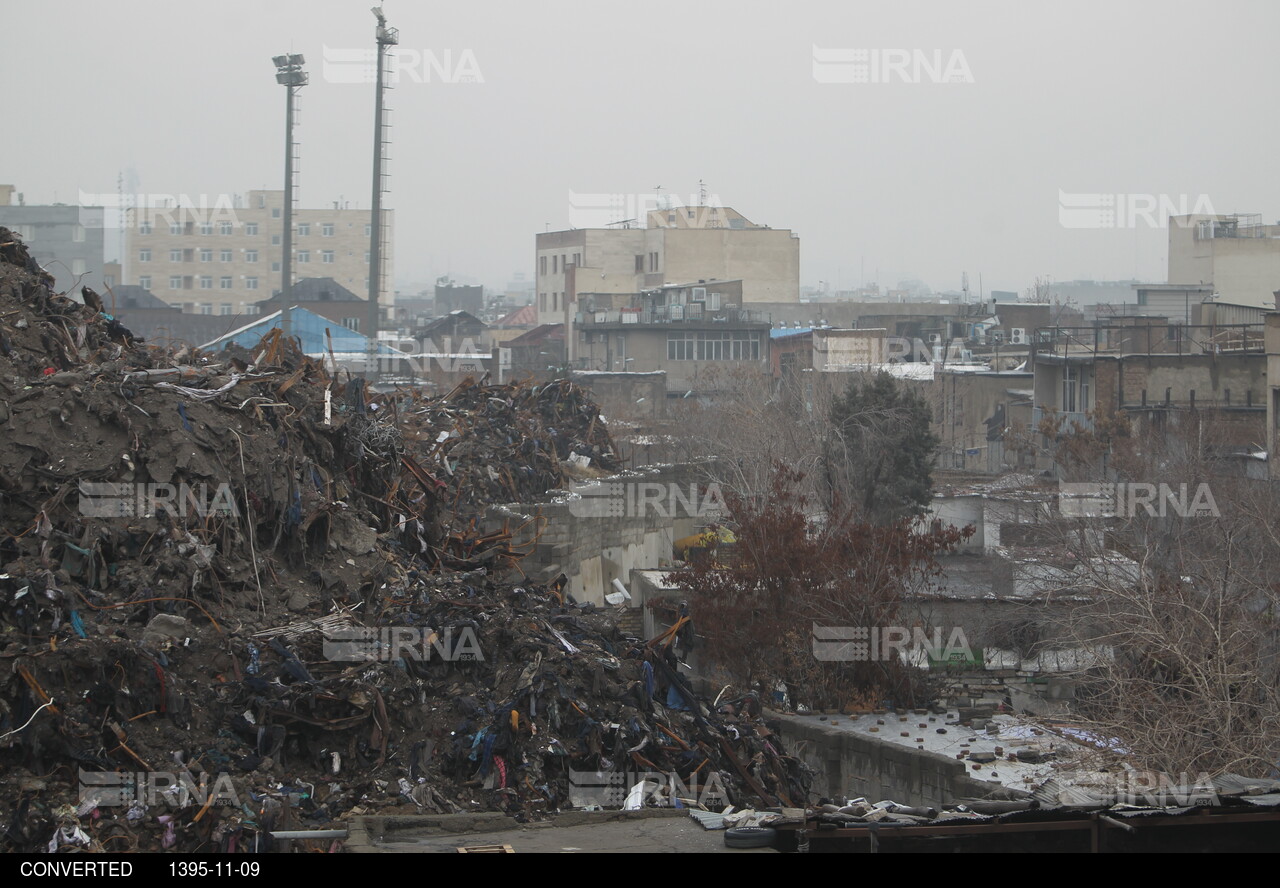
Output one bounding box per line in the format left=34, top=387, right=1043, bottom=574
left=220, top=249, right=232, bottom=262
left=1062, top=366, right=1079, bottom=413
left=552, top=292, right=558, bottom=312
left=104, top=274, right=115, bottom=287
left=219, top=221, right=233, bottom=235
left=574, top=252, right=581, bottom=266
left=72, top=225, right=85, bottom=243
left=199, top=303, right=213, bottom=315
left=540, top=256, right=547, bottom=276
left=170, top=249, right=183, bottom=262
left=199, top=222, right=213, bottom=235
left=245, top=249, right=258, bottom=263
left=170, top=223, right=182, bottom=235
left=137, top=275, right=151, bottom=290
left=321, top=250, right=334, bottom=264
left=297, top=250, right=310, bottom=263
left=199, top=276, right=213, bottom=289
left=219, top=303, right=234, bottom=316
left=184, top=249, right=194, bottom=262
left=321, top=223, right=334, bottom=237
left=271, top=207, right=281, bottom=218
left=139, top=221, right=153, bottom=235
left=271, top=234, right=281, bottom=245
left=169, top=275, right=183, bottom=290
left=364, top=223, right=372, bottom=236
left=246, top=276, right=259, bottom=290
left=245, top=222, right=259, bottom=236
left=139, top=248, right=152, bottom=262
left=364, top=251, right=370, bottom=263
left=258, top=195, right=266, bottom=208
left=72, top=259, right=86, bottom=275
left=540, top=293, right=547, bottom=312
left=552, top=255, right=558, bottom=274
left=649, top=252, right=659, bottom=272
left=297, top=223, right=310, bottom=236
left=635, top=254, right=644, bottom=273
left=667, top=332, right=761, bottom=361
left=220, top=276, right=233, bottom=289
left=271, top=262, right=281, bottom=272
left=342, top=317, right=360, bottom=332
left=200, top=249, right=213, bottom=262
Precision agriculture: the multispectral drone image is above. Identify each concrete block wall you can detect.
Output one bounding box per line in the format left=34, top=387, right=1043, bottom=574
left=776, top=713, right=991, bottom=807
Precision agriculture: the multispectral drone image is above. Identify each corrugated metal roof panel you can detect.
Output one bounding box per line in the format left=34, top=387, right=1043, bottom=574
left=688, top=809, right=727, bottom=830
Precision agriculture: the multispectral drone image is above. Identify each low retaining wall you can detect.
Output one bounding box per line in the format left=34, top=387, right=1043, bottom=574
left=774, top=712, right=990, bottom=807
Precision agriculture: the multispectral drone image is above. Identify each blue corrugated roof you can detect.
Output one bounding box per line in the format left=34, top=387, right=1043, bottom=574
left=770, top=327, right=812, bottom=339
left=200, top=307, right=402, bottom=355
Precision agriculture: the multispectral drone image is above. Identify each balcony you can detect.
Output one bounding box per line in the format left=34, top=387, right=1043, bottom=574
left=577, top=304, right=771, bottom=327
left=1032, top=407, right=1093, bottom=433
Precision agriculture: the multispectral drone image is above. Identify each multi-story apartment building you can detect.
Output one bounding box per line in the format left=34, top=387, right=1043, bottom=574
left=1168, top=213, right=1280, bottom=309
left=534, top=204, right=799, bottom=330
left=123, top=189, right=392, bottom=317
left=0, top=185, right=107, bottom=294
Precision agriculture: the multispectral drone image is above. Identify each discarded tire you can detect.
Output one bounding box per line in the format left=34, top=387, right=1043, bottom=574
left=724, top=826, right=777, bottom=848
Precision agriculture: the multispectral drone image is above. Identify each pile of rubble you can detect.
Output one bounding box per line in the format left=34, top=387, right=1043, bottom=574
left=0, top=228, right=809, bottom=854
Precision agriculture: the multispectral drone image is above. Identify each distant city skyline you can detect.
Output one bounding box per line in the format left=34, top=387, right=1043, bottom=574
left=5, top=0, right=1278, bottom=300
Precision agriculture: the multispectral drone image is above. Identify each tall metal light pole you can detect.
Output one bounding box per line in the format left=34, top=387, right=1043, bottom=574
left=273, top=53, right=307, bottom=341
left=367, top=7, right=397, bottom=382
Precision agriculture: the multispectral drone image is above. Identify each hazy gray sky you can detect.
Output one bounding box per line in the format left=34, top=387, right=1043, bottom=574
left=5, top=0, right=1278, bottom=296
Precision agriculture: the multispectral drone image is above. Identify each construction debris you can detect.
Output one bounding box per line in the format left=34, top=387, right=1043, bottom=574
left=0, top=229, right=810, bottom=854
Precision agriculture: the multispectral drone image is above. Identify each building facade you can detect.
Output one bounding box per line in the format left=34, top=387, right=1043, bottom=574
left=122, top=189, right=392, bottom=318
left=0, top=185, right=107, bottom=294
left=1168, top=214, right=1280, bottom=309
left=534, top=205, right=799, bottom=330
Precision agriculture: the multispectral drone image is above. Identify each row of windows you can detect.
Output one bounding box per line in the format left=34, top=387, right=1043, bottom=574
left=139, top=249, right=343, bottom=263
left=145, top=275, right=261, bottom=292
left=538, top=253, right=582, bottom=275
left=140, top=221, right=369, bottom=237
left=667, top=332, right=762, bottom=361
left=539, top=292, right=564, bottom=312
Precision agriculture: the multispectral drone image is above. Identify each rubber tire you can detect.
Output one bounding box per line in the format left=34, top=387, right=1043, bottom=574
left=724, top=826, right=777, bottom=849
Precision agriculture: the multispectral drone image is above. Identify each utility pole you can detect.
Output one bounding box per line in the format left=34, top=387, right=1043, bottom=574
left=273, top=54, right=307, bottom=341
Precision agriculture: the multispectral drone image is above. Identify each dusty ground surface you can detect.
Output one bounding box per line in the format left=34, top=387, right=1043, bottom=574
left=357, top=810, right=777, bottom=854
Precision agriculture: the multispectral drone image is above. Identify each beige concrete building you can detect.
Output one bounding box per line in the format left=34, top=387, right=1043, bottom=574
left=812, top=328, right=889, bottom=370
left=534, top=205, right=799, bottom=334
left=123, top=190, right=391, bottom=317
left=1168, top=214, right=1280, bottom=310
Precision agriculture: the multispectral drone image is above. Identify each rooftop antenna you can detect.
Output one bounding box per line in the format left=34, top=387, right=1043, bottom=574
left=698, top=178, right=707, bottom=207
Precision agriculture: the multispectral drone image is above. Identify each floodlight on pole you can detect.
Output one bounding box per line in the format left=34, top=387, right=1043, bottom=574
left=272, top=53, right=308, bottom=341
left=366, top=6, right=398, bottom=383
